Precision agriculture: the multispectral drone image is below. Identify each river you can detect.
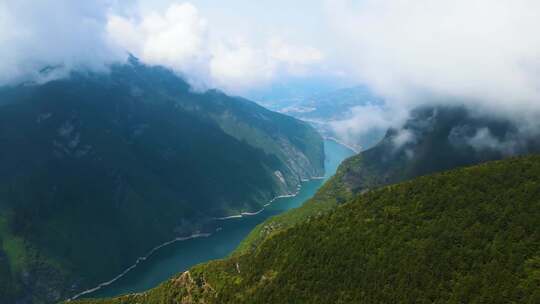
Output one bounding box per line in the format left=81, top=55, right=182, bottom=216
left=85, top=139, right=355, bottom=298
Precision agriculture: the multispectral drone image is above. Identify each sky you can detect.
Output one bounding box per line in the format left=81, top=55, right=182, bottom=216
left=137, top=0, right=329, bottom=48
left=0, top=0, right=334, bottom=91
left=1, top=0, right=540, bottom=137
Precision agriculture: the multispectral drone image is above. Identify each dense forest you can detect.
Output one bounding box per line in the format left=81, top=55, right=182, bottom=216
left=75, top=155, right=540, bottom=304
left=236, top=105, right=540, bottom=255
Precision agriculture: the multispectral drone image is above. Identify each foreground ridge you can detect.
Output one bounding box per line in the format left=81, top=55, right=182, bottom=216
left=74, top=155, right=540, bottom=303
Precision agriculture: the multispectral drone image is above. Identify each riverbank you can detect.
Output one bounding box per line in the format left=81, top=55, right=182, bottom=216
left=75, top=140, right=355, bottom=300
left=216, top=175, right=325, bottom=220
left=69, top=233, right=212, bottom=301
left=323, top=136, right=360, bottom=154
left=70, top=173, right=325, bottom=301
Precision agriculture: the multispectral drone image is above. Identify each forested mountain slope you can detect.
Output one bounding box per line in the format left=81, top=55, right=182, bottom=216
left=76, top=154, right=540, bottom=304
left=236, top=105, right=540, bottom=253
left=0, top=58, right=323, bottom=303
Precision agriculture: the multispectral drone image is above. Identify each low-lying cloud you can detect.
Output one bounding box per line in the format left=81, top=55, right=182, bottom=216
left=465, top=128, right=520, bottom=155
left=209, top=38, right=324, bottom=92
left=324, top=0, right=540, bottom=127
left=0, top=1, right=324, bottom=93
left=107, top=3, right=210, bottom=83
left=0, top=0, right=124, bottom=85
left=2, top=0, right=539, bottom=142
left=108, top=1, right=324, bottom=92
left=329, top=104, right=406, bottom=148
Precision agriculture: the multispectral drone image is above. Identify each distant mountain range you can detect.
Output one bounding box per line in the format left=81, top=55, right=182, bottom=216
left=0, top=58, right=324, bottom=303
left=258, top=86, right=386, bottom=151
left=247, top=76, right=350, bottom=109
left=77, top=105, right=540, bottom=303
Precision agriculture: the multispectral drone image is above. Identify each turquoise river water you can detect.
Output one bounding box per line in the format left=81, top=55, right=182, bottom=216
left=85, top=139, right=355, bottom=298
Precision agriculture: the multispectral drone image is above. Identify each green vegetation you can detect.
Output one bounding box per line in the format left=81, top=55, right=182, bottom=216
left=76, top=155, right=540, bottom=304
left=0, top=59, right=323, bottom=303
left=0, top=218, right=20, bottom=301
left=234, top=156, right=354, bottom=254
left=236, top=105, right=540, bottom=256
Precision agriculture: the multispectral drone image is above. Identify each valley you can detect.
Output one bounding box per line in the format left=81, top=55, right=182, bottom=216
left=0, top=59, right=325, bottom=303
left=2, top=2, right=540, bottom=303
left=80, top=139, right=354, bottom=300
left=74, top=105, right=540, bottom=304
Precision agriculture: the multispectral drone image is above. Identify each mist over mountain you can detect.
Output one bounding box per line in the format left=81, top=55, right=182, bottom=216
left=339, top=105, right=540, bottom=194
left=260, top=86, right=387, bottom=151
left=326, top=0, right=540, bottom=136
left=232, top=103, right=540, bottom=261
left=3, top=1, right=539, bottom=132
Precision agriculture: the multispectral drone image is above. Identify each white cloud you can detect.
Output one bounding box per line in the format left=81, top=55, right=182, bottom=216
left=107, top=2, right=208, bottom=74
left=209, top=39, right=275, bottom=92
left=0, top=0, right=124, bottom=84
left=325, top=0, right=540, bottom=127
left=391, top=129, right=416, bottom=150
left=208, top=38, right=324, bottom=92
left=329, top=104, right=407, bottom=148
left=106, top=2, right=325, bottom=93
left=460, top=127, right=525, bottom=155
left=268, top=38, right=324, bottom=67
left=0, top=1, right=324, bottom=93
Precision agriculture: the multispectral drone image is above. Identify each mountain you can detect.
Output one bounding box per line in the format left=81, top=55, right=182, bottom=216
left=70, top=105, right=540, bottom=304
left=262, top=86, right=386, bottom=151
left=0, top=58, right=323, bottom=303
left=338, top=105, right=540, bottom=193
left=234, top=105, right=540, bottom=253
left=73, top=154, right=540, bottom=304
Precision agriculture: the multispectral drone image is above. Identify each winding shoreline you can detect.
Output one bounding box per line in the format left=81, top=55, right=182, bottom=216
left=68, top=175, right=324, bottom=301
left=323, top=136, right=360, bottom=154
left=68, top=233, right=212, bottom=301
left=215, top=175, right=325, bottom=220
